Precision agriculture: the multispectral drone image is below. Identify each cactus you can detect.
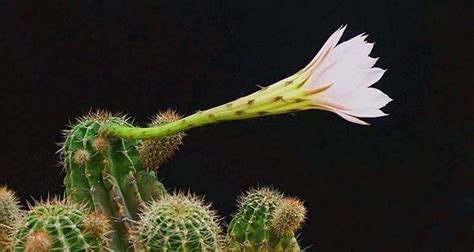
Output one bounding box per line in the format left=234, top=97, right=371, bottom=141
left=11, top=198, right=110, bottom=251
left=0, top=186, right=22, bottom=250
left=133, top=193, right=222, bottom=251
left=226, top=188, right=306, bottom=251
left=61, top=110, right=172, bottom=250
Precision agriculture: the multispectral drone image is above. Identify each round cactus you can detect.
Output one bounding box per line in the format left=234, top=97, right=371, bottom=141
left=139, top=109, right=185, bottom=171
left=226, top=187, right=306, bottom=252
left=134, top=193, right=222, bottom=251
left=11, top=198, right=111, bottom=252
left=0, top=186, right=22, bottom=250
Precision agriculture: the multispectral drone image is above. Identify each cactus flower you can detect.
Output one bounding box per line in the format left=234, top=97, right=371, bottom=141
left=105, top=26, right=391, bottom=139
left=296, top=25, right=392, bottom=125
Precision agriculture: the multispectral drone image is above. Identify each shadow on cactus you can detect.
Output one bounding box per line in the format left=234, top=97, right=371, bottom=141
left=1, top=26, right=391, bottom=251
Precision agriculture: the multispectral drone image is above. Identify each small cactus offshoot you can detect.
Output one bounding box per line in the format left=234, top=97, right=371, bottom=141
left=134, top=193, right=222, bottom=251
left=226, top=188, right=306, bottom=251
left=24, top=231, right=52, bottom=252
left=0, top=186, right=22, bottom=250
left=139, top=109, right=185, bottom=171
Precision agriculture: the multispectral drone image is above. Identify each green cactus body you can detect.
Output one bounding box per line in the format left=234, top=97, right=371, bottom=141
left=12, top=199, right=110, bottom=251
left=134, top=193, right=222, bottom=251
left=61, top=112, right=167, bottom=251
left=227, top=188, right=301, bottom=252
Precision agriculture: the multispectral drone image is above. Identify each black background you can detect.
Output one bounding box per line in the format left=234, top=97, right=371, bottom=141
left=1, top=1, right=472, bottom=251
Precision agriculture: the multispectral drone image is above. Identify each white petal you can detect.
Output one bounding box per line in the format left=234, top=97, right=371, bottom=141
left=307, top=53, right=366, bottom=94
left=340, top=87, right=392, bottom=110
left=303, top=25, right=346, bottom=71
left=328, top=34, right=373, bottom=59
left=361, top=68, right=386, bottom=87
left=333, top=111, right=370, bottom=125
left=358, top=56, right=379, bottom=68
left=342, top=108, right=388, bottom=118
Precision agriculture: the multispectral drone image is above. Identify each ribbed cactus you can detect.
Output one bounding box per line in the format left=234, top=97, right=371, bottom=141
left=61, top=110, right=173, bottom=250
left=226, top=188, right=306, bottom=251
left=0, top=186, right=22, bottom=250
left=133, top=193, right=222, bottom=251
left=11, top=198, right=110, bottom=251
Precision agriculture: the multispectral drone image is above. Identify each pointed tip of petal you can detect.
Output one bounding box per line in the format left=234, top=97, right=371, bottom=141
left=334, top=111, right=370, bottom=125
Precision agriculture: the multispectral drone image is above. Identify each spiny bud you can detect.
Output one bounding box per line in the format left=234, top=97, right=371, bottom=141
left=92, top=136, right=109, bottom=152
left=139, top=109, right=185, bottom=171
left=83, top=211, right=111, bottom=239
left=0, top=186, right=21, bottom=249
left=74, top=149, right=90, bottom=164
left=80, top=109, right=113, bottom=123
left=271, top=197, right=307, bottom=236
left=25, top=231, right=52, bottom=252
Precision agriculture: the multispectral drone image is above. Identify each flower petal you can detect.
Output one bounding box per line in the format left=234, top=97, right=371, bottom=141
left=361, top=68, right=386, bottom=87
left=333, top=111, right=370, bottom=125
left=303, top=25, right=346, bottom=72
left=340, top=87, right=392, bottom=111
left=342, top=108, right=388, bottom=118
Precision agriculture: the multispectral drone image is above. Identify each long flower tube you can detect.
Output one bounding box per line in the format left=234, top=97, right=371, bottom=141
left=104, top=25, right=392, bottom=140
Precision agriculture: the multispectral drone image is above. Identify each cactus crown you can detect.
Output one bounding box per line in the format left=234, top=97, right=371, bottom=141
left=12, top=198, right=111, bottom=251
left=134, top=192, right=222, bottom=251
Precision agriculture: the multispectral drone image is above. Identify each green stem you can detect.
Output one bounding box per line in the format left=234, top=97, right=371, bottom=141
left=102, top=72, right=320, bottom=140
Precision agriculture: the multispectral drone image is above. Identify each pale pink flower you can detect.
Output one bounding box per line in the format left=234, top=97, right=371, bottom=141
left=298, top=25, right=392, bottom=125
left=105, top=26, right=393, bottom=140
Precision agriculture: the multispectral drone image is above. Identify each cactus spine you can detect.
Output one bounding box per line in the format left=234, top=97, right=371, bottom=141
left=61, top=110, right=168, bottom=250
left=226, top=188, right=306, bottom=251
left=0, top=186, right=22, bottom=250
left=11, top=198, right=110, bottom=251
left=134, top=193, right=222, bottom=251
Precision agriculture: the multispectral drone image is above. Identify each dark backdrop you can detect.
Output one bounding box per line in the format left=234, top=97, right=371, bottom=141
left=0, top=1, right=472, bottom=251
